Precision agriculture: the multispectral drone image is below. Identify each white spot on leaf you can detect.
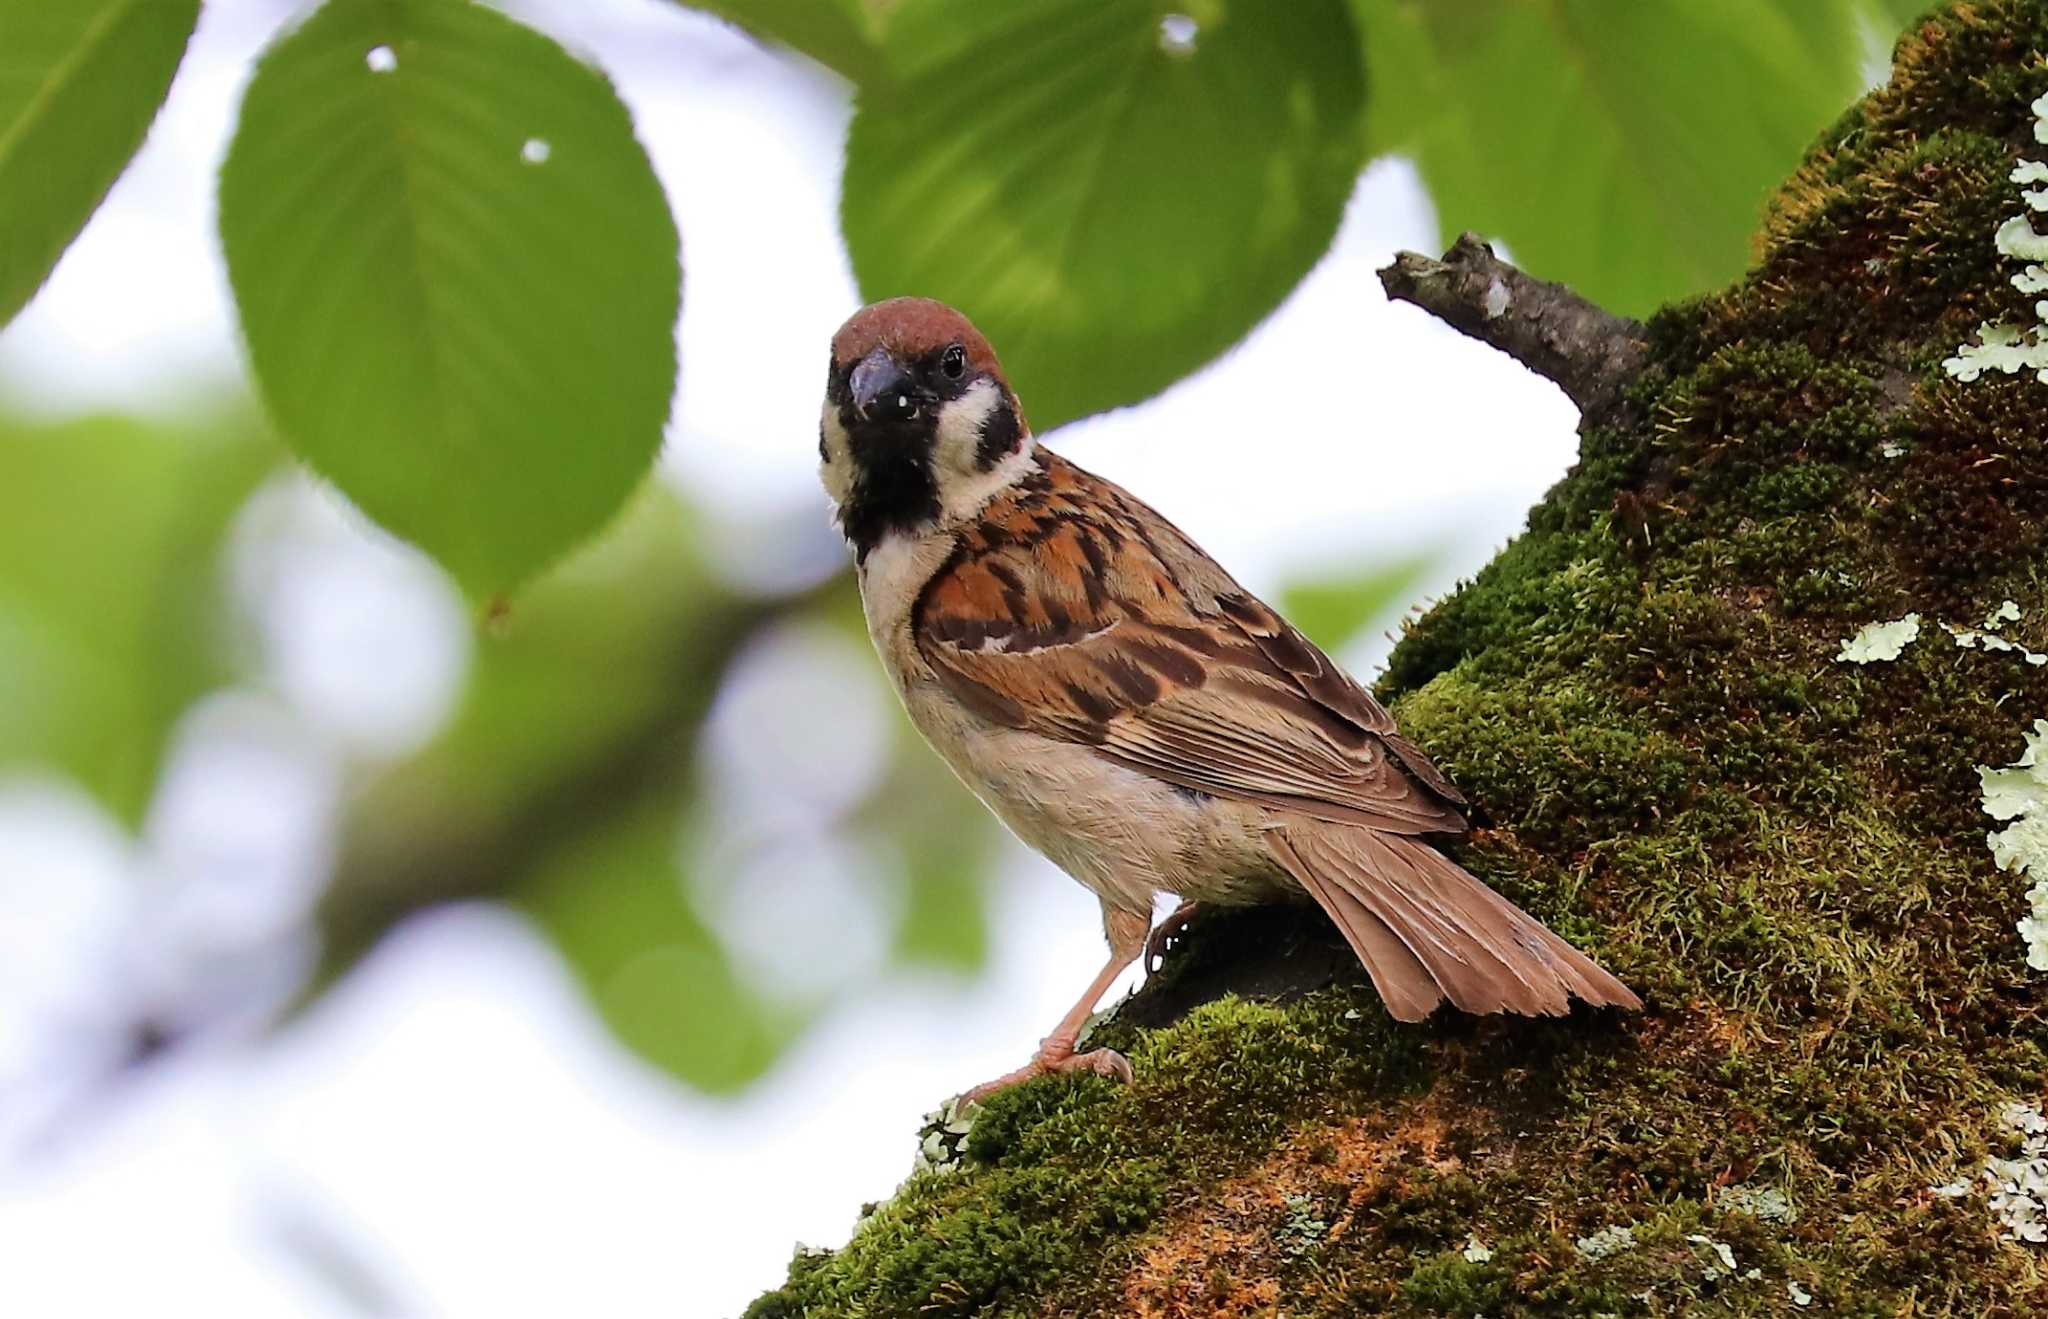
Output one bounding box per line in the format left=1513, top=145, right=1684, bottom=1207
left=521, top=137, right=551, bottom=165
left=365, top=45, right=396, bottom=73
left=1158, top=13, right=1198, bottom=56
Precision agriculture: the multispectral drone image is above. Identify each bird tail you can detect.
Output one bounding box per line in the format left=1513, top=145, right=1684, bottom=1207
left=1268, top=824, right=1640, bottom=1022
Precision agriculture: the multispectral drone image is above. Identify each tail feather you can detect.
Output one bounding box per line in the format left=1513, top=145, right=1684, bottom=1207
left=1270, top=824, right=1640, bottom=1022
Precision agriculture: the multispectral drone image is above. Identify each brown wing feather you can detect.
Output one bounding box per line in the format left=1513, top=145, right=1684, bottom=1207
left=913, top=453, right=1467, bottom=835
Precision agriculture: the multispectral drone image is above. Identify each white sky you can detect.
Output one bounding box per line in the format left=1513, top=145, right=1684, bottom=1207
left=0, top=2, right=1581, bottom=1316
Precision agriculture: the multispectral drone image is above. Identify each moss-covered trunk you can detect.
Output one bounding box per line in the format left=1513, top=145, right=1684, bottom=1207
left=751, top=6, right=2048, bottom=1314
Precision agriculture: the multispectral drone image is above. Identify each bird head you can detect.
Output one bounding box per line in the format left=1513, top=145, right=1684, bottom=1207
left=820, top=298, right=1031, bottom=560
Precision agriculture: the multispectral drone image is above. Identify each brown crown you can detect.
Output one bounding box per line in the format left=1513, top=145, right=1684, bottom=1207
left=831, top=297, right=1007, bottom=387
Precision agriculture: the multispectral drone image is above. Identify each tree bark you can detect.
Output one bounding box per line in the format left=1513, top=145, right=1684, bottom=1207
left=1377, top=232, right=1648, bottom=424
left=751, top=4, right=2048, bottom=1314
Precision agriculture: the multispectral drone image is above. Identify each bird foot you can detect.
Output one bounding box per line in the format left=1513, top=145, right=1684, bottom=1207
left=961, top=1042, right=1132, bottom=1104
left=1144, top=901, right=1207, bottom=972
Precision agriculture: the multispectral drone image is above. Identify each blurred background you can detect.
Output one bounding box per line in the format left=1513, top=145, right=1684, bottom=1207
left=0, top=1, right=1911, bottom=1314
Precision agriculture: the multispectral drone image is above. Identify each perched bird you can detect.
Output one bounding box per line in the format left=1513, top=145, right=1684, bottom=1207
left=819, top=297, right=1640, bottom=1099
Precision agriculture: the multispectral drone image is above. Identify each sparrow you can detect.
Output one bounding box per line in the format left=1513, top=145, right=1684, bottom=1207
left=819, top=297, right=1640, bottom=1099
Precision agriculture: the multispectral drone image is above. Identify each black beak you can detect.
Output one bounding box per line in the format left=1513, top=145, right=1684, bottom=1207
left=850, top=348, right=908, bottom=418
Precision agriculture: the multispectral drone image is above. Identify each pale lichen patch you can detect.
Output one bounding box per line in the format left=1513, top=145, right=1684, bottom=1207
left=1939, top=619, right=2047, bottom=666
left=1977, top=719, right=2048, bottom=972
left=1986, top=1101, right=2048, bottom=1244
left=1685, top=1232, right=1740, bottom=1282
left=1836, top=612, right=1920, bottom=662
left=1720, top=1182, right=1797, bottom=1224
left=911, top=1096, right=982, bottom=1174
left=1944, top=321, right=2048, bottom=381
left=1573, top=1224, right=1637, bottom=1261
left=1943, top=92, right=2048, bottom=384
left=1924, top=1103, right=2048, bottom=1245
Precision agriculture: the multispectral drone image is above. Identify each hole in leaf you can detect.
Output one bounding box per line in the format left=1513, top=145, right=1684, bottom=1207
left=1158, top=14, right=1198, bottom=57
left=365, top=45, right=397, bottom=73
left=521, top=137, right=552, bottom=165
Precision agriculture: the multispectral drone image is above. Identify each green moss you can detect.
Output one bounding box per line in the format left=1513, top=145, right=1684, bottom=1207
left=749, top=4, right=2048, bottom=1314
left=1401, top=1251, right=1508, bottom=1313
left=744, top=994, right=1431, bottom=1318
left=1397, top=673, right=1702, bottom=854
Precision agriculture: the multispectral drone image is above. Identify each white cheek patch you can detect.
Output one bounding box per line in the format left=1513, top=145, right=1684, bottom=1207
left=932, top=377, right=1002, bottom=478
left=942, top=443, right=1035, bottom=523
left=931, top=377, right=1033, bottom=522
left=818, top=404, right=854, bottom=507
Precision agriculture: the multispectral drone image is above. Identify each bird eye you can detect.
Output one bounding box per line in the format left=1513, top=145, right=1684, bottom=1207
left=940, top=344, right=967, bottom=380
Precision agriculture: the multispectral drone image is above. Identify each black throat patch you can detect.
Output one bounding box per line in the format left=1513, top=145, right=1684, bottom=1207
left=837, top=409, right=941, bottom=562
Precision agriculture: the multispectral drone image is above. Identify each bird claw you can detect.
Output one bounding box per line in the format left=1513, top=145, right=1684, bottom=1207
left=1144, top=901, right=1206, bottom=972
left=960, top=1045, right=1133, bottom=1104
left=1064, top=1046, right=1134, bottom=1086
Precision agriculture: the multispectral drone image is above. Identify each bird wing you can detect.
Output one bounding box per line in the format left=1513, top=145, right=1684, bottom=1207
left=913, top=454, right=1466, bottom=835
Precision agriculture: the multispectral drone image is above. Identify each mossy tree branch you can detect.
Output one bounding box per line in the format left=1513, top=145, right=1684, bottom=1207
left=754, top=4, right=2048, bottom=1315
left=1378, top=231, right=1650, bottom=422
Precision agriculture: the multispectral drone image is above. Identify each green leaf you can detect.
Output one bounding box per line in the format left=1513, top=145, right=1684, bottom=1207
left=1278, top=554, right=1432, bottom=654
left=676, top=0, right=891, bottom=83
left=842, top=0, right=1367, bottom=432
left=0, top=0, right=200, bottom=327
left=1864, top=0, right=1936, bottom=35
left=871, top=750, right=999, bottom=973
left=319, top=484, right=723, bottom=975
left=520, top=806, right=801, bottom=1095
left=219, top=0, right=680, bottom=601
left=0, top=409, right=272, bottom=823
left=1356, top=0, right=1871, bottom=316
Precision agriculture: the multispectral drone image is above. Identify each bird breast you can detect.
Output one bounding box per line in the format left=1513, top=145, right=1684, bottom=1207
left=859, top=531, right=1288, bottom=914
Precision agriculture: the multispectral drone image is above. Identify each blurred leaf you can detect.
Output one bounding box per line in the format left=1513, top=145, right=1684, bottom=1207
left=871, top=751, right=1001, bottom=973
left=321, top=483, right=826, bottom=1091
left=0, top=0, right=199, bottom=327
left=1356, top=0, right=1870, bottom=316
left=891, top=829, right=993, bottom=972
left=320, top=484, right=726, bottom=973
left=219, top=0, right=680, bottom=601
left=677, top=0, right=892, bottom=82
left=1866, top=0, right=1935, bottom=32
left=0, top=410, right=271, bottom=822
left=520, top=805, right=801, bottom=1095
left=800, top=569, right=1001, bottom=971
left=843, top=0, right=1367, bottom=432
left=1278, top=554, right=1431, bottom=654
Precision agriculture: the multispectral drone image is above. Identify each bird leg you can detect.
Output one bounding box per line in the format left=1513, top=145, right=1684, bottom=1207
left=1143, top=899, right=1207, bottom=972
left=961, top=903, right=1147, bottom=1104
